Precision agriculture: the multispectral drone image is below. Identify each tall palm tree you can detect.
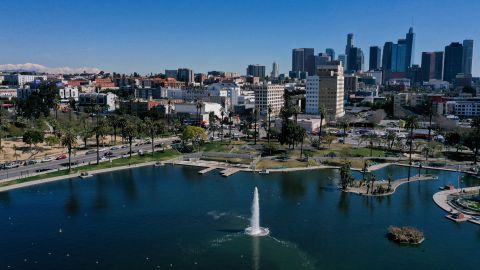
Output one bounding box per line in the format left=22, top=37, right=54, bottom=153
left=405, top=115, right=419, bottom=165
left=267, top=105, right=273, bottom=144
left=317, top=106, right=326, bottom=149
left=424, top=100, right=436, bottom=141
left=228, top=111, right=234, bottom=142
left=195, top=99, right=204, bottom=126
left=122, top=117, right=138, bottom=158
left=68, top=97, right=76, bottom=121
left=253, top=109, right=259, bottom=145
left=107, top=114, right=119, bottom=144
left=61, top=130, right=78, bottom=171
left=339, top=116, right=350, bottom=144
left=297, top=127, right=307, bottom=159
left=93, top=118, right=107, bottom=165
left=144, top=117, right=165, bottom=156
left=292, top=105, right=300, bottom=124
left=208, top=111, right=216, bottom=138
left=220, top=108, right=225, bottom=142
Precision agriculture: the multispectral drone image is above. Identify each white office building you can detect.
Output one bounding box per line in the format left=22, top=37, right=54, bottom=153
left=305, top=61, right=345, bottom=120
left=5, top=74, right=47, bottom=86
left=254, top=83, right=284, bottom=116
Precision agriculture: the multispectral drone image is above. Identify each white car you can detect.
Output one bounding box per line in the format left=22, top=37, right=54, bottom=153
left=41, top=157, right=54, bottom=163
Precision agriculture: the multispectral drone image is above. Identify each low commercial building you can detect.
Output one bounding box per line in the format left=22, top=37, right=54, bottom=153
left=78, top=92, right=117, bottom=112
left=4, top=74, right=47, bottom=86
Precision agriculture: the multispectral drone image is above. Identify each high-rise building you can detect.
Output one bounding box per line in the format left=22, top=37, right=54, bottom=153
left=177, top=68, right=194, bottom=84
left=292, top=48, right=315, bottom=76
left=325, top=48, right=335, bottom=60
left=271, top=62, right=279, bottom=78
left=405, top=27, right=415, bottom=67
left=347, top=47, right=364, bottom=73
left=392, top=41, right=407, bottom=72
left=462, top=39, right=474, bottom=75
left=338, top=54, right=347, bottom=68
left=421, top=52, right=444, bottom=81
left=247, top=64, right=266, bottom=78
left=254, top=84, right=284, bottom=116
left=408, top=65, right=422, bottom=87
left=345, top=33, right=354, bottom=55
left=369, top=46, right=381, bottom=70
left=315, top=53, right=331, bottom=68
left=305, top=61, right=345, bottom=120
left=444, top=42, right=464, bottom=82
left=382, top=42, right=394, bottom=71
left=344, top=33, right=354, bottom=69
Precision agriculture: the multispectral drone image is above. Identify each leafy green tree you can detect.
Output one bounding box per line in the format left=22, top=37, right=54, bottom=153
left=208, top=111, right=216, bottom=137
left=45, top=136, right=60, bottom=146
left=386, top=130, right=397, bottom=150
left=61, top=130, right=78, bottom=171
left=181, top=125, right=207, bottom=151
left=23, top=129, right=44, bottom=150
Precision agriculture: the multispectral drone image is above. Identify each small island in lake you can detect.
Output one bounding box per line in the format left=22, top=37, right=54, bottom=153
left=387, top=226, right=425, bottom=244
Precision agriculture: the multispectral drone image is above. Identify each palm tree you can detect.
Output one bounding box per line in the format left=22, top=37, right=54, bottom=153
left=267, top=105, right=273, bottom=144
left=405, top=115, right=419, bottom=165
left=220, top=108, right=225, bottom=141
left=296, top=126, right=307, bottom=159
left=292, top=105, right=300, bottom=124
left=317, top=106, right=326, bottom=149
left=144, top=117, right=165, bottom=156
left=253, top=109, right=259, bottom=145
left=195, top=99, right=204, bottom=126
left=208, top=111, right=216, bottom=138
left=68, top=97, right=76, bottom=121
left=61, top=130, right=78, bottom=171
left=122, top=118, right=138, bottom=158
left=424, top=100, right=436, bottom=141
left=107, top=114, right=120, bottom=144
left=228, top=111, right=234, bottom=142
left=93, top=118, right=107, bottom=165
left=339, top=116, right=350, bottom=144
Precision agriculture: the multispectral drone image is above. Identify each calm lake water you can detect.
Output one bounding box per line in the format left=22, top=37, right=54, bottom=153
left=0, top=165, right=479, bottom=269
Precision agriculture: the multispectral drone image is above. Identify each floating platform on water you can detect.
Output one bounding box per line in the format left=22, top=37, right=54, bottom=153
left=220, top=168, right=240, bottom=177
left=198, top=167, right=217, bottom=174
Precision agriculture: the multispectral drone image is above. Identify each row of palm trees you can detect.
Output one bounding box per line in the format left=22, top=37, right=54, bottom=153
left=54, top=113, right=167, bottom=171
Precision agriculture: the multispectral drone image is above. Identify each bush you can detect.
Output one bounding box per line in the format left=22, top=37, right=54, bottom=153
left=388, top=226, right=424, bottom=244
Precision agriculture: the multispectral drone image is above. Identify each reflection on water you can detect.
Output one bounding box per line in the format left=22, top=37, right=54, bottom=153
left=65, top=180, right=80, bottom=215
left=252, top=236, right=260, bottom=270
left=0, top=191, right=11, bottom=205
left=337, top=191, right=350, bottom=214
left=281, top=174, right=306, bottom=199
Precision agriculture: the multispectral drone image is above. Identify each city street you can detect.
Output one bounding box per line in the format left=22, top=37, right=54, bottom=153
left=0, top=137, right=177, bottom=181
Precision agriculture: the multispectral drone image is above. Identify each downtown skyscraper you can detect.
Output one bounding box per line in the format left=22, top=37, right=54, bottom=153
left=443, top=42, right=463, bottom=82
left=421, top=52, right=444, bottom=81
left=292, top=48, right=315, bottom=76
left=462, top=39, right=474, bottom=75
left=369, top=46, right=381, bottom=70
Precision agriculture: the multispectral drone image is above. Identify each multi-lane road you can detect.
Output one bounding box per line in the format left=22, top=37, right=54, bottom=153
left=0, top=137, right=178, bottom=181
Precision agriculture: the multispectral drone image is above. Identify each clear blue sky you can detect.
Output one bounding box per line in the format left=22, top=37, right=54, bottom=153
left=1, top=0, right=479, bottom=75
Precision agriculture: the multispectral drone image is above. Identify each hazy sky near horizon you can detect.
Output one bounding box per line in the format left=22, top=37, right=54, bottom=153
left=1, top=0, right=479, bottom=75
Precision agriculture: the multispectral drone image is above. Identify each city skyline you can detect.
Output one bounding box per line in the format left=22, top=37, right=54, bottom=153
left=1, top=0, right=479, bottom=75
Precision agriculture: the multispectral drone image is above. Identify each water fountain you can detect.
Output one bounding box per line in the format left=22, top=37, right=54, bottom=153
left=245, top=187, right=269, bottom=236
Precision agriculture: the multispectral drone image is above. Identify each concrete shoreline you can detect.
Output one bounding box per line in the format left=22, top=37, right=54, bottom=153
left=0, top=157, right=476, bottom=194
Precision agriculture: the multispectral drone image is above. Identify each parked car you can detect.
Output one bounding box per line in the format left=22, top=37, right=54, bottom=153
left=4, top=163, right=20, bottom=169
left=110, top=146, right=120, bottom=150
left=56, top=154, right=68, bottom=160
left=104, top=151, right=114, bottom=157
left=85, top=150, right=96, bottom=155
left=24, top=159, right=38, bottom=166
left=41, top=157, right=54, bottom=163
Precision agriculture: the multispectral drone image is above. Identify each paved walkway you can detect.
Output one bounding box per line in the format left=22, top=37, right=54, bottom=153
left=432, top=186, right=480, bottom=225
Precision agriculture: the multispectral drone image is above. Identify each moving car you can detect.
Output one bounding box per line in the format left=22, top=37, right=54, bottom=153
left=56, top=154, right=67, bottom=160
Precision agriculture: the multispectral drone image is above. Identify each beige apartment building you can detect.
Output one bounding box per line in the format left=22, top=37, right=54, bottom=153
left=305, top=61, right=345, bottom=120
left=254, top=83, right=284, bottom=117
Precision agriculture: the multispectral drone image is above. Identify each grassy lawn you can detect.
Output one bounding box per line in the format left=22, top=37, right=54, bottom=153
left=0, top=149, right=180, bottom=188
